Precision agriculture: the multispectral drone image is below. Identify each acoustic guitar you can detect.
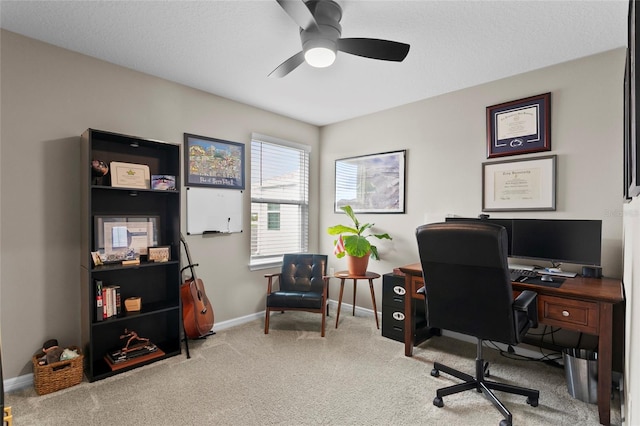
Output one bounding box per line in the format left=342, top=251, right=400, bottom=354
left=180, top=234, right=215, bottom=339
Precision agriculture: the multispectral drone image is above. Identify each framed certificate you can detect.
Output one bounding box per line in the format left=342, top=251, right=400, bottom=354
left=486, top=93, right=551, bottom=158
left=110, top=161, right=150, bottom=189
left=482, top=155, right=556, bottom=212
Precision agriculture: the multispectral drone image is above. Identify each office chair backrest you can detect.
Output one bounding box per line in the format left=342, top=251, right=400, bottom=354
left=416, top=222, right=517, bottom=344
left=280, top=254, right=327, bottom=293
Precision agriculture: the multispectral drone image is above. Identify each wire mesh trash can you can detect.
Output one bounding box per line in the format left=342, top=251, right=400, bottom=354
left=563, top=348, right=598, bottom=404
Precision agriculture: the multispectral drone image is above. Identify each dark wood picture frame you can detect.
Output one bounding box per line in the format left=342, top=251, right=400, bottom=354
left=184, top=133, right=245, bottom=189
left=627, top=0, right=640, bottom=198
left=486, top=92, right=551, bottom=158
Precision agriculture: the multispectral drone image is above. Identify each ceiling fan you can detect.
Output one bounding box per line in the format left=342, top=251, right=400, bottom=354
left=269, top=0, right=410, bottom=78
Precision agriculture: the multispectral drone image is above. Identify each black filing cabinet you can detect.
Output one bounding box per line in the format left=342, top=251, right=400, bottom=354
left=382, top=273, right=436, bottom=344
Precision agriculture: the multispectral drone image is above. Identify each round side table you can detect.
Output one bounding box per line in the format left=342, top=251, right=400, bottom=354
left=334, top=271, right=381, bottom=329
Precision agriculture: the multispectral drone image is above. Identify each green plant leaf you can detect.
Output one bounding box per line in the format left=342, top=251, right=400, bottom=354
left=327, top=224, right=358, bottom=235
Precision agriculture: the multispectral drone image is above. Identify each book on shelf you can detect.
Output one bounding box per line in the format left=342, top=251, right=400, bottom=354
left=95, top=280, right=104, bottom=322
left=113, top=285, right=122, bottom=315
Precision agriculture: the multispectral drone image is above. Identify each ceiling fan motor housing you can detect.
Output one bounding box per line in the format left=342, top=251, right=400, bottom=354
left=300, top=0, right=343, bottom=56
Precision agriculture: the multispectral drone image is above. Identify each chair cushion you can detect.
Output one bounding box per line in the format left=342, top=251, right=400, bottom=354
left=267, top=291, right=324, bottom=310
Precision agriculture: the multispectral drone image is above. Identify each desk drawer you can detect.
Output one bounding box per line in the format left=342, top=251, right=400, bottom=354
left=538, top=295, right=598, bottom=335
left=382, top=274, right=407, bottom=308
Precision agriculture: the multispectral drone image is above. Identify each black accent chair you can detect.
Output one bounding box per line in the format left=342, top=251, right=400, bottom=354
left=264, top=254, right=329, bottom=337
left=415, top=222, right=539, bottom=426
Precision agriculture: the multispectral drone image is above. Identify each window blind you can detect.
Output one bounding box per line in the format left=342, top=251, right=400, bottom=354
left=250, top=134, right=310, bottom=269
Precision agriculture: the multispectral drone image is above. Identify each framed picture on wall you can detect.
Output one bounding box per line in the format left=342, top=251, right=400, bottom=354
left=486, top=93, right=551, bottom=159
left=627, top=0, right=640, bottom=198
left=334, top=150, right=406, bottom=214
left=482, top=155, right=556, bottom=212
left=184, top=133, right=245, bottom=189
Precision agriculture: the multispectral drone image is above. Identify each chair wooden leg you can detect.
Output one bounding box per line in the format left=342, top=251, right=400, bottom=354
left=264, top=308, right=270, bottom=334
left=321, top=304, right=326, bottom=337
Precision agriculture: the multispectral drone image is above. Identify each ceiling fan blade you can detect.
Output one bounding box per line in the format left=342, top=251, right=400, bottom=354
left=337, top=38, right=410, bottom=62
left=276, top=0, right=318, bottom=30
left=268, top=51, right=306, bottom=78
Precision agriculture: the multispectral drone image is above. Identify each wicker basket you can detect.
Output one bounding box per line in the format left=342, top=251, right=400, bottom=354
left=32, top=346, right=84, bottom=395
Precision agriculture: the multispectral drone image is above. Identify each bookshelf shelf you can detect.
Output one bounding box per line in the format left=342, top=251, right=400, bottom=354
left=81, top=129, right=182, bottom=382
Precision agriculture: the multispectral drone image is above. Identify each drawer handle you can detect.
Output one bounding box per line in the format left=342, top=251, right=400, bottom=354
left=393, top=286, right=406, bottom=296
left=562, top=310, right=570, bottom=317
left=392, top=297, right=403, bottom=304
left=392, top=312, right=405, bottom=321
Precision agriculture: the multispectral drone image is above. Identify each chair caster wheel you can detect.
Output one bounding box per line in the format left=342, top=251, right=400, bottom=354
left=433, top=397, right=444, bottom=408
left=499, top=419, right=511, bottom=426
left=526, top=397, right=539, bottom=407
left=431, top=368, right=440, bottom=377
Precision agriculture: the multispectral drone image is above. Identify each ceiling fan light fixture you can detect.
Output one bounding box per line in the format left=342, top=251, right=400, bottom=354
left=304, top=46, right=336, bottom=68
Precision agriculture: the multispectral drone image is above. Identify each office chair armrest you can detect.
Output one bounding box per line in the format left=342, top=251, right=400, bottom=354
left=513, top=290, right=536, bottom=310
left=417, top=286, right=426, bottom=295
left=513, top=290, right=538, bottom=328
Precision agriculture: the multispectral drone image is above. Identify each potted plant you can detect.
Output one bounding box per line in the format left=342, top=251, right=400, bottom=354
left=327, top=205, right=392, bottom=275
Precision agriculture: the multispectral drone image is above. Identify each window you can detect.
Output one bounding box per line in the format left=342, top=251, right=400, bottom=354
left=250, top=133, right=310, bottom=269
left=267, top=204, right=280, bottom=230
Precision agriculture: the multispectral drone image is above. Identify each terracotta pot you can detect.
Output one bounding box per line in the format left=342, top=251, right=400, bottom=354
left=347, top=253, right=370, bottom=276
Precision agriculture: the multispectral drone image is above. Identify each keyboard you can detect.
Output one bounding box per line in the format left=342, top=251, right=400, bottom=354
left=509, top=269, right=538, bottom=282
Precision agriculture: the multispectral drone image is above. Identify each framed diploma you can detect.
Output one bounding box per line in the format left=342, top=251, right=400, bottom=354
left=110, top=161, right=150, bottom=189
left=482, top=155, right=556, bottom=212
left=486, top=93, right=551, bottom=158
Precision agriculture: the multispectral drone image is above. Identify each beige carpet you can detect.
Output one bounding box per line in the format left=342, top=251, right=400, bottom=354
left=5, top=311, right=621, bottom=425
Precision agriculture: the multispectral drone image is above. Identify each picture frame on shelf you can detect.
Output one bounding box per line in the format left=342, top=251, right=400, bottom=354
left=482, top=155, right=556, bottom=212
left=151, top=175, right=176, bottom=191
left=147, top=245, right=171, bottom=262
left=184, top=133, right=245, bottom=189
left=109, top=161, right=150, bottom=189
left=486, top=93, right=551, bottom=158
left=334, top=150, right=406, bottom=214
left=93, top=216, right=159, bottom=263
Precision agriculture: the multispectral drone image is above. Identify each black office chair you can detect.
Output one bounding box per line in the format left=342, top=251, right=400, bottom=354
left=264, top=254, right=329, bottom=337
left=416, top=222, right=539, bottom=426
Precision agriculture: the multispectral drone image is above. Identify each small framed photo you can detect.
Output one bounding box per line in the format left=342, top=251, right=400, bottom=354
left=486, top=93, right=551, bottom=158
left=147, top=245, right=171, bottom=262
left=151, top=175, right=176, bottom=190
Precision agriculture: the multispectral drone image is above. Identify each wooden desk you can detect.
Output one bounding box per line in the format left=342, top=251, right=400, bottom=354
left=398, top=263, right=623, bottom=426
left=334, top=271, right=381, bottom=329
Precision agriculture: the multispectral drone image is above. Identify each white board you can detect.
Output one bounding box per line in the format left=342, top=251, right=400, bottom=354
left=186, top=187, right=243, bottom=235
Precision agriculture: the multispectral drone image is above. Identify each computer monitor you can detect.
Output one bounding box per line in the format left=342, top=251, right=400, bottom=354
left=510, top=219, right=602, bottom=266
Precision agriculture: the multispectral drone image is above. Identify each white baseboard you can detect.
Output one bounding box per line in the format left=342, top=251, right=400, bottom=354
left=4, top=372, right=34, bottom=393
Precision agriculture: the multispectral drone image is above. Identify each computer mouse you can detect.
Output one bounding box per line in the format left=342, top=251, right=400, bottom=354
left=541, top=275, right=553, bottom=282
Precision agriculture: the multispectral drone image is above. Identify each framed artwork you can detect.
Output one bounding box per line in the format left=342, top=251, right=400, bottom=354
left=482, top=155, right=556, bottom=212
left=486, top=93, right=551, bottom=158
left=334, top=150, right=406, bottom=214
left=627, top=0, right=640, bottom=198
left=184, top=133, right=245, bottom=189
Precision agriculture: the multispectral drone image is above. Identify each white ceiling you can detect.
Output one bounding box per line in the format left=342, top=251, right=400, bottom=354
left=0, top=0, right=629, bottom=126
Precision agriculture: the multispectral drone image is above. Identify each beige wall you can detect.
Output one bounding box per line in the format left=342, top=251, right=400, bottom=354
left=320, top=48, right=626, bottom=302
left=0, top=30, right=320, bottom=379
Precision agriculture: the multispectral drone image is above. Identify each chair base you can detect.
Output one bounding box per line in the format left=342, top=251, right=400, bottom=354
left=431, top=351, right=539, bottom=426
